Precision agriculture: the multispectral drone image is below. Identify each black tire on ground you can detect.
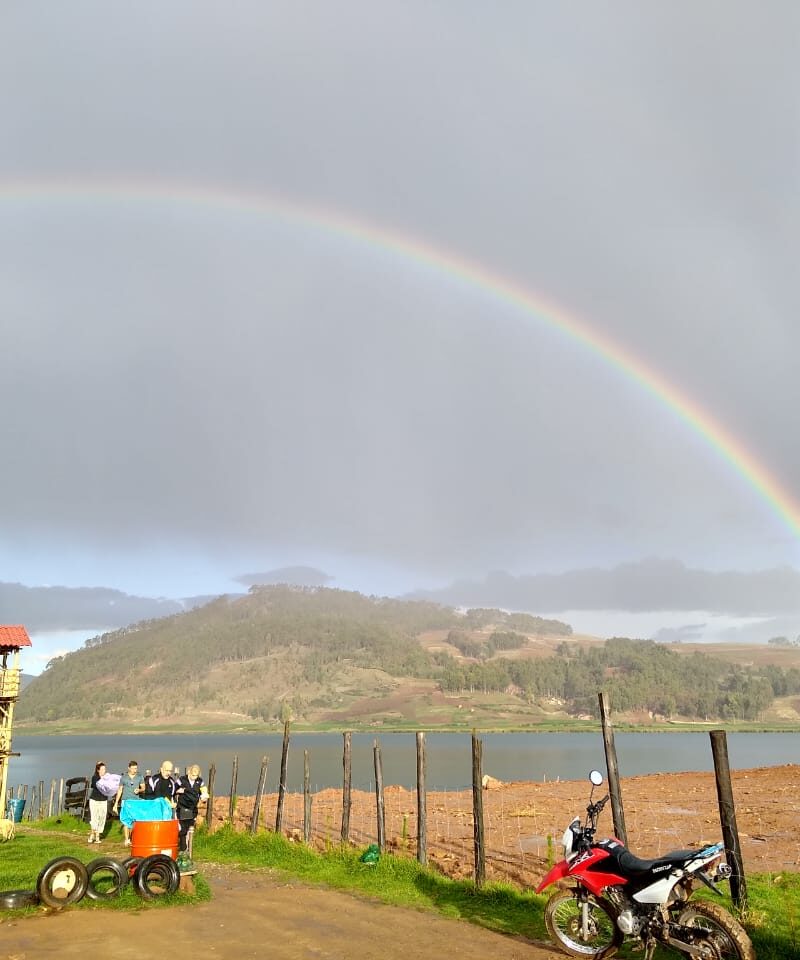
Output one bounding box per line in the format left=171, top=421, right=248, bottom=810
left=85, top=856, right=129, bottom=901
left=677, top=899, right=755, bottom=960
left=133, top=854, right=180, bottom=900
left=544, top=887, right=623, bottom=959
left=35, top=857, right=89, bottom=909
left=0, top=889, right=40, bottom=910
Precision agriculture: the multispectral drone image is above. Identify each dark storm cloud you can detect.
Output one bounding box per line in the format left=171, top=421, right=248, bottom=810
left=410, top=559, right=800, bottom=618
left=1, top=2, right=798, bottom=599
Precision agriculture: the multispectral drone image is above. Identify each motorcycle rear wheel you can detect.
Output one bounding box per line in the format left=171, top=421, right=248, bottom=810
left=676, top=900, right=755, bottom=960
left=544, top=888, right=623, bottom=959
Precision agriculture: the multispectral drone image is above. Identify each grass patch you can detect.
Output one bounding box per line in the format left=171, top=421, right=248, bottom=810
left=734, top=871, right=800, bottom=960
left=195, top=825, right=546, bottom=941
left=0, top=820, right=209, bottom=914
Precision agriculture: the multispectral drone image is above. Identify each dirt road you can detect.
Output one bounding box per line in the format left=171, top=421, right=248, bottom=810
left=1, top=862, right=560, bottom=960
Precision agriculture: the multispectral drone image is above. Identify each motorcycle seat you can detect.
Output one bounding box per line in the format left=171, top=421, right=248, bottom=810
left=599, top=840, right=700, bottom=876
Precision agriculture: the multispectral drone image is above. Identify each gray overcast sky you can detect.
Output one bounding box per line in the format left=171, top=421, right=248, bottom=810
left=1, top=1, right=799, bottom=600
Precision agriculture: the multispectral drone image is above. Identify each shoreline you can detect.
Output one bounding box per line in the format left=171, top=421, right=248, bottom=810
left=14, top=721, right=800, bottom=736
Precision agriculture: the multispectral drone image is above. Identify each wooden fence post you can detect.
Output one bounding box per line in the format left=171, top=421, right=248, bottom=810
left=228, top=755, right=239, bottom=824
left=48, top=779, right=56, bottom=817
left=250, top=756, right=269, bottom=835
left=303, top=750, right=312, bottom=845
left=206, top=763, right=216, bottom=831
left=341, top=732, right=352, bottom=843
left=275, top=721, right=290, bottom=833
left=471, top=731, right=485, bottom=887
left=416, top=731, right=427, bottom=865
left=38, top=780, right=45, bottom=819
left=373, top=739, right=386, bottom=853
left=598, top=691, right=627, bottom=845
left=58, top=777, right=64, bottom=815
left=709, top=730, right=747, bottom=909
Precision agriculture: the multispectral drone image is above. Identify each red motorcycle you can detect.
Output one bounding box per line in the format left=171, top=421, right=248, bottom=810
left=536, top=770, right=754, bottom=960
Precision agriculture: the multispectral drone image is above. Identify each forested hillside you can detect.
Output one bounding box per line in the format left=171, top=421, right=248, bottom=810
left=440, top=636, right=800, bottom=721
left=16, top=587, right=800, bottom=730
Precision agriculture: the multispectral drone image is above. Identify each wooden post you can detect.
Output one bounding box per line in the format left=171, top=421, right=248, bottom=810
left=303, top=749, right=312, bottom=845
left=28, top=786, right=36, bottom=821
left=250, top=756, right=269, bottom=835
left=275, top=721, right=291, bottom=833
left=206, top=763, right=216, bottom=831
left=228, top=755, right=239, bottom=824
left=709, top=730, right=748, bottom=909
left=47, top=779, right=56, bottom=817
left=416, top=731, right=427, bottom=865
left=38, top=780, right=45, bottom=819
left=58, top=777, right=64, bottom=815
left=341, top=731, right=352, bottom=844
left=471, top=731, right=485, bottom=887
left=598, top=691, right=627, bottom=845
left=373, top=739, right=386, bottom=853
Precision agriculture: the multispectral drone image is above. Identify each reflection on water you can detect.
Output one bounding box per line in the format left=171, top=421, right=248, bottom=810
left=8, top=731, right=797, bottom=794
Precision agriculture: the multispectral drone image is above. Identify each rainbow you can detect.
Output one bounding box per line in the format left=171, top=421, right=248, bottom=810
left=3, top=174, right=800, bottom=541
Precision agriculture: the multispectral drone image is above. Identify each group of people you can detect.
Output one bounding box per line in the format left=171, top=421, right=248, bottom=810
left=88, top=758, right=207, bottom=854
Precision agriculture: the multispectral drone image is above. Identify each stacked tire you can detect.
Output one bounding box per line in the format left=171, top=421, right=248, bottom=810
left=130, top=854, right=180, bottom=899
left=1, top=853, right=181, bottom=911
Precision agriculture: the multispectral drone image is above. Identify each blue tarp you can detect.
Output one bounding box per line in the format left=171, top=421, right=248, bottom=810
left=119, top=797, right=174, bottom=828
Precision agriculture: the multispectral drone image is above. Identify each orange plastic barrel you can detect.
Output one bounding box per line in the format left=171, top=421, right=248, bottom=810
left=131, top=819, right=179, bottom=860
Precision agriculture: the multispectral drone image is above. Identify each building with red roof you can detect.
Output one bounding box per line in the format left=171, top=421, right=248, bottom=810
left=0, top=625, right=32, bottom=650
left=0, top=624, right=31, bottom=817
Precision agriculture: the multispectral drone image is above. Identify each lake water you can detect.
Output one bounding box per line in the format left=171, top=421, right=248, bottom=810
left=7, top=731, right=798, bottom=795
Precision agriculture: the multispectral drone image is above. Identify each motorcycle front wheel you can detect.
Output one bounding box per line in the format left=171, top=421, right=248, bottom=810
left=676, top=900, right=755, bottom=960
left=544, top=887, right=623, bottom=959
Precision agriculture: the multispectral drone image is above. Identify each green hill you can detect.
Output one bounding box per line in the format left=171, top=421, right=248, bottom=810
left=15, top=586, right=800, bottom=732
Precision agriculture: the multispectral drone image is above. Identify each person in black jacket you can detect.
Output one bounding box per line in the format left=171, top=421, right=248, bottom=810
left=146, top=761, right=179, bottom=807
left=175, top=764, right=205, bottom=855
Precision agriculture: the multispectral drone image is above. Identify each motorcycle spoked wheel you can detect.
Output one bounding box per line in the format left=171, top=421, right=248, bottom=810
left=544, top=887, right=623, bottom=959
left=676, top=900, right=755, bottom=960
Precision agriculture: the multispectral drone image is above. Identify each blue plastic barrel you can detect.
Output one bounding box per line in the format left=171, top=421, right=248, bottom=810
left=7, top=797, right=25, bottom=822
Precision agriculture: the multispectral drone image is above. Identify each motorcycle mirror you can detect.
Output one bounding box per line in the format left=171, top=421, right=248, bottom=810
left=589, top=770, right=604, bottom=786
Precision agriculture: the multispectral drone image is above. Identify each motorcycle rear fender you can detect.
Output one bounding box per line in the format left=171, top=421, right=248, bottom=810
left=535, top=860, right=570, bottom=894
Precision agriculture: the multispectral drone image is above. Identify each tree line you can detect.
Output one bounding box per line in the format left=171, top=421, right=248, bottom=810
left=439, top=636, right=800, bottom=720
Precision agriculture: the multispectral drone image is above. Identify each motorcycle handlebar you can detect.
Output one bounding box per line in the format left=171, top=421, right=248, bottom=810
left=587, top=794, right=609, bottom=823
